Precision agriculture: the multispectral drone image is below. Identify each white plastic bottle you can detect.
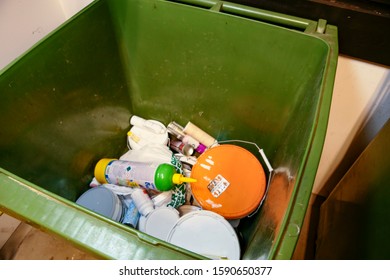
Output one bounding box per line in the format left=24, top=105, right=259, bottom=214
left=131, top=188, right=154, bottom=216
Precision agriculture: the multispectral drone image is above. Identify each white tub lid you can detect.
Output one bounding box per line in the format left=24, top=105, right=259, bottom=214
left=76, top=187, right=122, bottom=222
left=144, top=207, right=180, bottom=241
left=167, top=210, right=240, bottom=260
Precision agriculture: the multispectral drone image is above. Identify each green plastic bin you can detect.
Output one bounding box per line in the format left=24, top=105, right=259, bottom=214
left=0, top=0, right=338, bottom=259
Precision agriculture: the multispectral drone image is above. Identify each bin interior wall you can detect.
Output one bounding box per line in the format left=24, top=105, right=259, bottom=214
left=0, top=2, right=132, bottom=201
left=0, top=0, right=330, bottom=259
left=109, top=0, right=327, bottom=166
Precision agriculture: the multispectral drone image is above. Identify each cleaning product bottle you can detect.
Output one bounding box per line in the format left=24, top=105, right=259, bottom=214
left=94, top=159, right=196, bottom=192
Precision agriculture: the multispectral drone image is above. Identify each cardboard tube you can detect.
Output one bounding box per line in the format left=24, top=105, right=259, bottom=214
left=183, top=122, right=216, bottom=147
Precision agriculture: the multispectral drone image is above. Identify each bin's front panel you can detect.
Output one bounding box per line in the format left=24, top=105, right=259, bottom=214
left=0, top=169, right=201, bottom=260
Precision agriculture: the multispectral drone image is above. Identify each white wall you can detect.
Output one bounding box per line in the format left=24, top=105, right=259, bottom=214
left=59, top=0, right=94, bottom=19
left=313, top=57, right=390, bottom=195
left=0, top=0, right=92, bottom=70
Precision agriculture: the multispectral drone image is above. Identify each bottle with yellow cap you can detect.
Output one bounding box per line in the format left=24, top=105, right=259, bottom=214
left=94, top=159, right=196, bottom=192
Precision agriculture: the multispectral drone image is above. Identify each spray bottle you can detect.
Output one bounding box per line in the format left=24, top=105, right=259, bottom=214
left=94, top=159, right=196, bottom=192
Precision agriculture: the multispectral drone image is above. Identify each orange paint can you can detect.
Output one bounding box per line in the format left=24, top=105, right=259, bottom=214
left=190, top=144, right=266, bottom=219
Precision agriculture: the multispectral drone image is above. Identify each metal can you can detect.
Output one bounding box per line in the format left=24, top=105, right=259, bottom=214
left=170, top=139, right=194, bottom=156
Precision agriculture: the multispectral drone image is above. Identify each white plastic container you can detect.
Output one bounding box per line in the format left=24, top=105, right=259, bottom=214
left=128, top=116, right=169, bottom=150
left=152, top=191, right=173, bottom=208
left=76, top=187, right=124, bottom=222
left=167, top=210, right=240, bottom=260
left=131, top=188, right=154, bottom=216
left=142, top=207, right=180, bottom=241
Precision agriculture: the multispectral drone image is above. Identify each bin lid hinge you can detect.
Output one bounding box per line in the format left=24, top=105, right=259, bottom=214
left=210, top=1, right=223, bottom=12
left=316, top=19, right=327, bottom=34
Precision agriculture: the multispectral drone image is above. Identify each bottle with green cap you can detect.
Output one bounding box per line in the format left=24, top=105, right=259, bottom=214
left=94, top=159, right=196, bottom=192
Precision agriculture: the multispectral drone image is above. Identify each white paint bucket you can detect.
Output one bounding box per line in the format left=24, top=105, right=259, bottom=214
left=142, top=207, right=180, bottom=241
left=167, top=210, right=240, bottom=260
left=76, top=187, right=124, bottom=222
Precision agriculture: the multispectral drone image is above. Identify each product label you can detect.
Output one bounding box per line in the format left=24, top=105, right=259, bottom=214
left=105, top=161, right=157, bottom=190
left=207, top=174, right=230, bottom=198
left=119, top=196, right=140, bottom=228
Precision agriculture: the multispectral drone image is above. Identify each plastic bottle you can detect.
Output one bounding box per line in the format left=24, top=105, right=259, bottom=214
left=130, top=115, right=166, bottom=134
left=127, top=115, right=169, bottom=150
left=94, top=159, right=197, bottom=192
left=131, top=188, right=154, bottom=216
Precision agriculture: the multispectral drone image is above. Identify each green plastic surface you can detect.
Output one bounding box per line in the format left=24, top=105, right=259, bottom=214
left=0, top=0, right=338, bottom=259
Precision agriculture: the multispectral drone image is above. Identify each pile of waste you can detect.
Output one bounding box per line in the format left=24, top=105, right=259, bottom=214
left=76, top=115, right=270, bottom=259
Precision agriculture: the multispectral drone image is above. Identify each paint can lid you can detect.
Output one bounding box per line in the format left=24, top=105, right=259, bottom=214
left=190, top=144, right=266, bottom=219
left=143, top=207, right=180, bottom=241
left=76, top=187, right=123, bottom=222
left=167, top=210, right=240, bottom=260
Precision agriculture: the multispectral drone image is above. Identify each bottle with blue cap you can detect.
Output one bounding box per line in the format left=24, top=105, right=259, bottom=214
left=94, top=159, right=197, bottom=192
